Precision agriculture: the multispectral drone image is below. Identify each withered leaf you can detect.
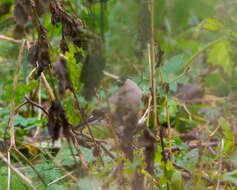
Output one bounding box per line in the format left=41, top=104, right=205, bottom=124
left=80, top=44, right=106, bottom=100
left=47, top=100, right=70, bottom=141
left=52, top=57, right=73, bottom=97
left=28, top=27, right=50, bottom=79
left=14, top=0, right=29, bottom=25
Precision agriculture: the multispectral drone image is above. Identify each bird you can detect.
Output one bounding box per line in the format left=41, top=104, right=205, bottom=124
left=74, top=78, right=143, bottom=160
left=74, top=78, right=142, bottom=129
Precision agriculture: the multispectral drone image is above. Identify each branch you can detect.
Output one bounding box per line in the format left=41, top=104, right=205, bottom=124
left=24, top=96, right=49, bottom=116
left=0, top=150, right=37, bottom=190
left=9, top=40, right=26, bottom=150
left=0, top=35, right=23, bottom=44
left=164, top=141, right=219, bottom=152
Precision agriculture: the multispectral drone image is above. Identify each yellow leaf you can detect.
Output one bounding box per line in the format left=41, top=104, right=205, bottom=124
left=203, top=18, right=223, bottom=31
left=24, top=144, right=38, bottom=155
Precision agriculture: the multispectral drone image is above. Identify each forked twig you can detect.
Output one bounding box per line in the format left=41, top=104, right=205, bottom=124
left=8, top=40, right=26, bottom=150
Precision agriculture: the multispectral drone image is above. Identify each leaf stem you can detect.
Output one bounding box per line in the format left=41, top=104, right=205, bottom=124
left=169, top=36, right=226, bottom=84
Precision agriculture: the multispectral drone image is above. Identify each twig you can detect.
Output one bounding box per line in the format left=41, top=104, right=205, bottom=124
left=24, top=96, right=49, bottom=116
left=197, top=121, right=221, bottom=189
left=150, top=1, right=159, bottom=189
left=164, top=142, right=219, bottom=152
left=173, top=162, right=192, bottom=175
left=34, top=77, right=42, bottom=138
left=138, top=108, right=149, bottom=124
left=69, top=130, right=89, bottom=168
left=79, top=132, right=107, bottom=144
left=165, top=95, right=172, bottom=157
left=39, top=148, right=78, bottom=182
left=146, top=44, right=153, bottom=127
left=0, top=150, right=37, bottom=190
left=182, top=103, right=192, bottom=121
left=0, top=34, right=23, bottom=44
left=100, top=143, right=116, bottom=160
left=208, top=146, right=217, bottom=156
left=150, top=3, right=158, bottom=133
left=9, top=40, right=26, bottom=150
left=48, top=170, right=76, bottom=186
left=103, top=71, right=119, bottom=80
left=216, top=139, right=224, bottom=190
left=40, top=72, right=56, bottom=101
left=71, top=89, right=104, bottom=165
left=14, top=148, right=47, bottom=186
left=79, top=132, right=115, bottom=160
left=7, top=152, right=10, bottom=190
left=4, top=101, right=28, bottom=150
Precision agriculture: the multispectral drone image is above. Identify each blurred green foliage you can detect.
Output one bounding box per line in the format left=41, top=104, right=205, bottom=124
left=0, top=0, right=237, bottom=189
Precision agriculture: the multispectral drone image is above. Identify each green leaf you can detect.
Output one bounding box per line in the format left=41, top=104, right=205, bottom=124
left=161, top=54, right=188, bottom=91
left=231, top=31, right=237, bottom=40
left=14, top=115, right=27, bottom=127
left=183, top=149, right=199, bottom=169
left=65, top=44, right=83, bottom=92
left=0, top=0, right=14, bottom=3
left=207, top=40, right=234, bottom=77
left=223, top=169, right=237, bottom=185
left=219, top=117, right=232, bottom=139
left=162, top=54, right=184, bottom=75
left=219, top=117, right=234, bottom=153
left=159, top=99, right=178, bottom=125
left=171, top=170, right=184, bottom=190
left=203, top=18, right=223, bottom=31
left=4, top=80, right=38, bottom=106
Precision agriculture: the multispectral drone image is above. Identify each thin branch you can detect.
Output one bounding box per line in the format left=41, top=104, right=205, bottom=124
left=216, top=139, right=224, bottom=190
left=71, top=89, right=104, bottom=165
left=40, top=72, right=56, bottom=101
left=4, top=101, right=28, bottom=149
left=0, top=34, right=23, bottom=44
left=173, top=162, right=191, bottom=175
left=7, top=152, right=11, bottom=190
left=24, top=96, right=49, bottom=116
left=14, top=148, right=47, bottom=186
left=48, top=170, right=76, bottom=186
left=9, top=40, right=26, bottom=150
left=146, top=44, right=153, bottom=127
left=165, top=95, right=172, bottom=157
left=103, top=71, right=119, bottom=80
left=150, top=1, right=158, bottom=132
left=79, top=132, right=115, bottom=160
left=165, top=141, right=219, bottom=152
left=33, top=77, right=42, bottom=138
left=0, top=150, right=37, bottom=190
left=39, top=148, right=78, bottom=182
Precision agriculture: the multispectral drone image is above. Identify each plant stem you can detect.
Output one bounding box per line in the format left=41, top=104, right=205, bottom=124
left=9, top=40, right=26, bottom=150
left=150, top=0, right=158, bottom=132
left=170, top=36, right=226, bottom=84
